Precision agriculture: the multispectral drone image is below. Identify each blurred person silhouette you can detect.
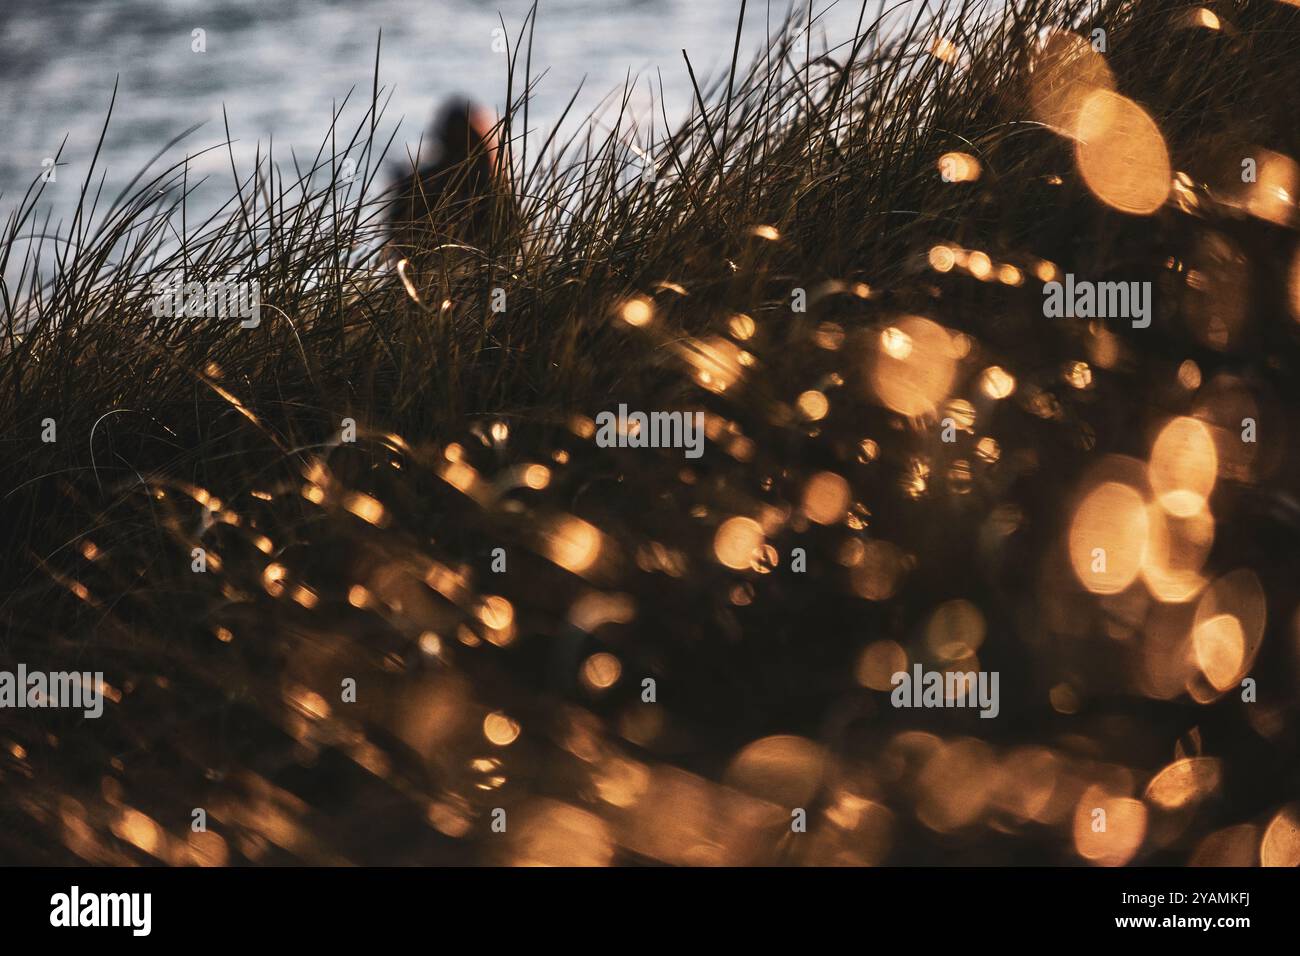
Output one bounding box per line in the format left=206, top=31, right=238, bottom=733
left=386, top=97, right=509, bottom=259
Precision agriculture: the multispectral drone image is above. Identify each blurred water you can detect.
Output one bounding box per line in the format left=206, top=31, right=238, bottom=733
left=0, top=0, right=879, bottom=226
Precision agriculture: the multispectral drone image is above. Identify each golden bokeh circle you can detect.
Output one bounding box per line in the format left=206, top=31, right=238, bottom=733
left=1074, top=90, right=1171, bottom=215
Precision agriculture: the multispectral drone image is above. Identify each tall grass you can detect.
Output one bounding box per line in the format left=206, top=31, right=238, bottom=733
left=1, top=0, right=1298, bottom=865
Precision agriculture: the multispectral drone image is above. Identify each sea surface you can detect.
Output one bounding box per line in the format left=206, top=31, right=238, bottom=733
left=0, top=0, right=887, bottom=227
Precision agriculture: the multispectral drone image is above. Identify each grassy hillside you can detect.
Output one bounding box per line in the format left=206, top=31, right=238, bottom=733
left=1, top=0, right=1298, bottom=865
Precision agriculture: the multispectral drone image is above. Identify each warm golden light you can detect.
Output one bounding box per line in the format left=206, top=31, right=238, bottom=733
left=1030, top=32, right=1115, bottom=136
left=1064, top=361, right=1092, bottom=389
left=797, top=389, right=830, bottom=421
left=930, top=36, right=958, bottom=63
left=714, top=516, right=765, bottom=570
left=581, top=653, right=622, bottom=691
left=1239, top=149, right=1299, bottom=227
left=938, top=151, right=981, bottom=182
left=112, top=809, right=165, bottom=858
left=916, top=738, right=996, bottom=832
left=1073, top=788, right=1147, bottom=866
left=1261, top=805, right=1300, bottom=867
left=725, top=735, right=826, bottom=807
left=850, top=540, right=906, bottom=600
left=484, top=711, right=521, bottom=746
left=729, top=312, right=755, bottom=340
left=871, top=316, right=958, bottom=418
left=1144, top=757, right=1222, bottom=809
left=997, top=264, right=1023, bottom=285
left=543, top=515, right=603, bottom=575
left=1148, top=416, right=1217, bottom=516
left=509, top=800, right=614, bottom=866
left=478, top=595, right=515, bottom=630
left=1191, top=824, right=1259, bottom=867
left=880, top=326, right=913, bottom=359
left=343, top=491, right=386, bottom=526
left=680, top=336, right=745, bottom=393
left=928, top=244, right=956, bottom=272
left=802, top=471, right=850, bottom=525
left=1141, top=502, right=1212, bottom=603
left=1074, top=90, right=1171, bottom=215
left=1193, top=613, right=1245, bottom=693
left=856, top=640, right=908, bottom=691
left=1069, top=481, right=1149, bottom=594
left=925, top=599, right=986, bottom=660
left=620, top=296, right=654, bottom=327
left=979, top=365, right=1016, bottom=399
left=1191, top=569, right=1266, bottom=695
